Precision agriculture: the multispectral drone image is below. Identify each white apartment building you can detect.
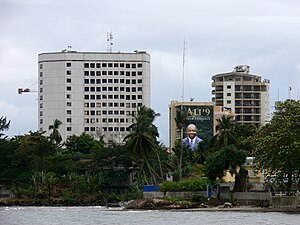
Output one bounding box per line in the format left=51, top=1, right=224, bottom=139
left=38, top=50, right=150, bottom=144
left=212, top=65, right=270, bottom=127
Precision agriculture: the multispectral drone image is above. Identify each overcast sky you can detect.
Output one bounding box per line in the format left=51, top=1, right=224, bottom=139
left=1, top=0, right=300, bottom=145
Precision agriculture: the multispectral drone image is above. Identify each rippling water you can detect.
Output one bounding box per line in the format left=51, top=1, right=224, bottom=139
left=1, top=206, right=299, bottom=225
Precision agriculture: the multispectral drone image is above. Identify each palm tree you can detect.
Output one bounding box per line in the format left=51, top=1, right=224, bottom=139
left=174, top=109, right=187, bottom=181
left=0, top=116, right=10, bottom=138
left=214, top=115, right=236, bottom=149
left=49, top=119, right=63, bottom=145
left=124, top=106, right=161, bottom=185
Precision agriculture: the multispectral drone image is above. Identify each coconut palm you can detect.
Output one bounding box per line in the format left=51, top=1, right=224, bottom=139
left=124, top=106, right=161, bottom=184
left=0, top=116, right=10, bottom=138
left=49, top=119, right=63, bottom=145
left=174, top=109, right=188, bottom=181
left=214, top=115, right=236, bottom=149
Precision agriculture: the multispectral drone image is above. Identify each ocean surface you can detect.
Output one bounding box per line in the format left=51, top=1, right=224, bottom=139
left=1, top=206, right=299, bottom=225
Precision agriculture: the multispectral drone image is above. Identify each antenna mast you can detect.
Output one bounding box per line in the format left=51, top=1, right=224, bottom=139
left=181, top=39, right=186, bottom=104
left=107, top=31, right=113, bottom=53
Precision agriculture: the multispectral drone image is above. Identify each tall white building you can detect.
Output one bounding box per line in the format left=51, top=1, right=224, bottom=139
left=38, top=50, right=150, bottom=144
left=212, top=65, right=270, bottom=127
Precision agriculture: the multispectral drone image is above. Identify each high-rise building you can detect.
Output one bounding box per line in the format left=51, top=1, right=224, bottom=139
left=211, top=65, right=270, bottom=127
left=38, top=50, right=150, bottom=144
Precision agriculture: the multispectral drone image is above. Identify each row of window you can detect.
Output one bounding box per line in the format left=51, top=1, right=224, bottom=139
left=83, top=62, right=143, bottom=69
left=83, top=71, right=143, bottom=76
left=84, top=94, right=143, bottom=100
left=84, top=78, right=143, bottom=84
left=84, top=110, right=137, bottom=116
left=84, top=86, right=142, bottom=92
left=40, top=62, right=144, bottom=70
left=85, top=102, right=140, bottom=108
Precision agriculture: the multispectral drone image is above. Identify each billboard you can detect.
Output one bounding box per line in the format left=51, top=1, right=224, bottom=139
left=183, top=105, right=214, bottom=141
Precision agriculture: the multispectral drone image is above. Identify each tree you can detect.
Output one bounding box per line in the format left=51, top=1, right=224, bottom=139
left=174, top=109, right=188, bottom=181
left=0, top=116, right=10, bottom=138
left=49, top=119, right=63, bottom=145
left=252, top=99, right=300, bottom=190
left=213, top=115, right=236, bottom=149
left=12, top=131, right=56, bottom=184
left=205, top=145, right=248, bottom=191
left=124, top=106, right=161, bottom=185
left=65, top=133, right=104, bottom=155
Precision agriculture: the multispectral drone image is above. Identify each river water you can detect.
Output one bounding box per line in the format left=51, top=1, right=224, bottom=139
left=1, top=206, right=299, bottom=225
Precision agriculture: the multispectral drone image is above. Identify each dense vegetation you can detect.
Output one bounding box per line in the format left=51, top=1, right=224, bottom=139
left=0, top=100, right=300, bottom=204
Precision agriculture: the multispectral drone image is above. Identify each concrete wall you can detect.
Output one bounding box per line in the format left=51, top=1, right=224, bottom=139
left=221, top=192, right=270, bottom=201
left=270, top=196, right=300, bottom=208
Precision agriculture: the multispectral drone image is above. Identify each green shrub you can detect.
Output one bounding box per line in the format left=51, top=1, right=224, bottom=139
left=160, top=177, right=209, bottom=192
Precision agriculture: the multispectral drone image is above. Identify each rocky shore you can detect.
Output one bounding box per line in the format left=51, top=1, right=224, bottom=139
left=1, top=197, right=300, bottom=213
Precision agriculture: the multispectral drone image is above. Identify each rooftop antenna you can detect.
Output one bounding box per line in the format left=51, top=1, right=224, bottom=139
left=179, top=38, right=186, bottom=181
left=181, top=39, right=186, bottom=104
left=107, top=31, right=113, bottom=53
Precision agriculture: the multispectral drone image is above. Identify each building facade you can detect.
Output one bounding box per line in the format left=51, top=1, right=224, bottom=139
left=212, top=65, right=270, bottom=127
left=169, top=101, right=232, bottom=149
left=38, top=50, right=150, bottom=144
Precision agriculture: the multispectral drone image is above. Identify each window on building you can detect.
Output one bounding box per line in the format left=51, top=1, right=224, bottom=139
left=96, top=71, right=101, bottom=76
left=114, top=71, right=119, bottom=75
left=66, top=62, right=71, bottom=67
left=67, top=102, right=72, bottom=107
left=90, top=87, right=95, bottom=92
left=90, top=63, right=95, bottom=68
left=40, top=64, right=43, bottom=69
left=84, top=87, right=89, bottom=92
left=138, top=71, right=142, bottom=75
left=67, top=110, right=71, bottom=114
left=90, top=71, right=95, bottom=76
left=67, top=127, right=72, bottom=131
left=67, top=118, right=72, bottom=122
left=137, top=79, right=142, bottom=83
left=84, top=71, right=89, bottom=76
left=102, top=63, right=107, bottom=67
left=227, top=93, right=231, bottom=96
left=108, top=71, right=113, bottom=75
left=227, top=100, right=231, bottom=104
left=102, top=71, right=107, bottom=75
left=84, top=63, right=89, bottom=68
left=227, top=85, right=231, bottom=89
left=40, top=72, right=43, bottom=77
left=66, top=94, right=71, bottom=99
left=84, top=79, right=89, bottom=84
left=96, top=63, right=101, bottom=68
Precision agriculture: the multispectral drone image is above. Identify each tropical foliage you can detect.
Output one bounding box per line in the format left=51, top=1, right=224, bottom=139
left=252, top=99, right=300, bottom=190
